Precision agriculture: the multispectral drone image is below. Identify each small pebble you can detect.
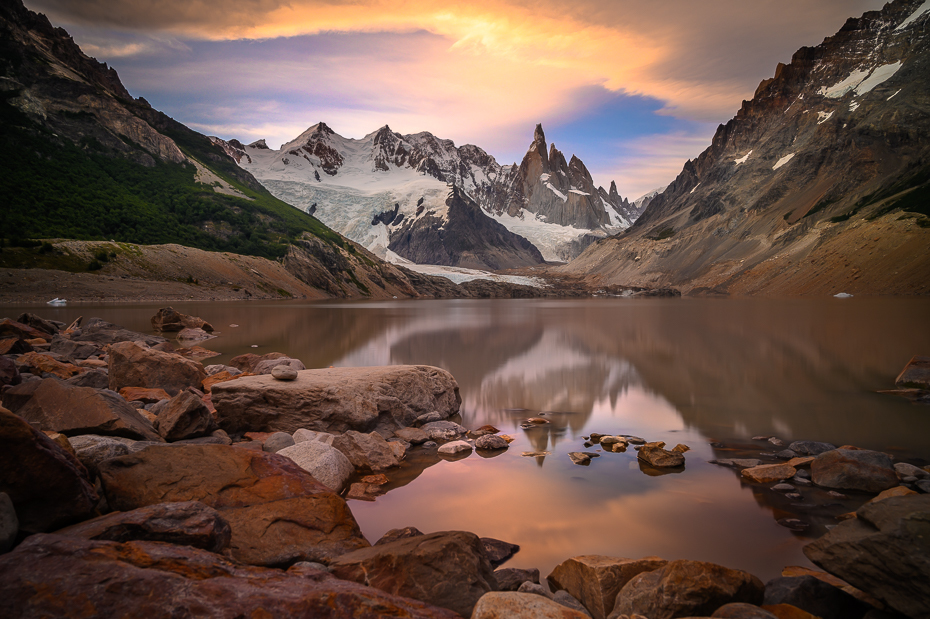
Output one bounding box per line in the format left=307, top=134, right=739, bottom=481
left=777, top=518, right=809, bottom=531
left=828, top=490, right=848, bottom=499
left=792, top=476, right=812, bottom=486
left=785, top=492, right=803, bottom=499
left=271, top=365, right=298, bottom=381
left=772, top=483, right=795, bottom=492
left=768, top=437, right=785, bottom=447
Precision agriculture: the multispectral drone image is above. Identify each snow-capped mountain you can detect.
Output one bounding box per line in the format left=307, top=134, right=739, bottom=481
left=222, top=123, right=636, bottom=265
left=565, top=0, right=930, bottom=296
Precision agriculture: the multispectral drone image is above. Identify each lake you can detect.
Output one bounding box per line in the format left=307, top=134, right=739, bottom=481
left=6, top=296, right=930, bottom=582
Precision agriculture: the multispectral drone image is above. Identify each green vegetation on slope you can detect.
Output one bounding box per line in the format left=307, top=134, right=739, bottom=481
left=0, top=91, right=343, bottom=260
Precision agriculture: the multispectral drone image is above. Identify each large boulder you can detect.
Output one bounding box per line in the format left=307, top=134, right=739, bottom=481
left=329, top=530, right=498, bottom=617
left=547, top=555, right=668, bottom=619
left=54, top=500, right=231, bottom=553
left=67, top=434, right=131, bottom=477
left=810, top=449, right=898, bottom=493
left=332, top=430, right=401, bottom=472
left=14, top=313, right=59, bottom=337
left=277, top=440, right=354, bottom=493
left=0, top=407, right=98, bottom=533
left=609, top=559, right=764, bottom=619
left=14, top=351, right=84, bottom=380
left=97, top=444, right=369, bottom=566
left=1, top=377, right=162, bottom=442
left=108, top=340, right=207, bottom=396
left=150, top=307, right=214, bottom=333
left=895, top=355, right=930, bottom=388
left=803, top=494, right=930, bottom=619
left=212, top=365, right=461, bottom=435
left=0, top=535, right=460, bottom=619
left=153, top=390, right=217, bottom=441
left=49, top=336, right=103, bottom=361
left=472, top=592, right=590, bottom=618
left=0, top=317, right=48, bottom=340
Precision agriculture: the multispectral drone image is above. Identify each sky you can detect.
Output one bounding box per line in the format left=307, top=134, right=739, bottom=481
left=25, top=0, right=887, bottom=199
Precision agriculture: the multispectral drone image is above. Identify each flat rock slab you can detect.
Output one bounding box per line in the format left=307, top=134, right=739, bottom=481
left=0, top=535, right=460, bottom=619
left=212, top=365, right=461, bottom=435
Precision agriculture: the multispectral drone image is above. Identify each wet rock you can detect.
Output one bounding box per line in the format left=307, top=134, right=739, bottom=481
left=0, top=535, right=458, bottom=619
left=712, top=603, right=779, bottom=618
left=772, top=484, right=795, bottom=492
left=599, top=436, right=627, bottom=448
left=548, top=555, right=668, bottom=619
left=97, top=444, right=369, bottom=566
left=332, top=430, right=400, bottom=471
left=176, top=327, right=215, bottom=342
left=293, top=428, right=335, bottom=444
left=376, top=526, right=424, bottom=545
left=481, top=537, right=519, bottom=567
left=395, top=426, right=430, bottom=444
left=262, top=431, right=295, bottom=453
left=569, top=452, right=594, bottom=465
left=154, top=390, right=217, bottom=442
left=14, top=351, right=84, bottom=380
left=637, top=442, right=685, bottom=468
left=671, top=443, right=690, bottom=453
left=470, top=424, right=499, bottom=437
left=741, top=464, right=797, bottom=484
left=422, top=420, right=468, bottom=441
left=0, top=407, right=98, bottom=533
left=711, top=458, right=763, bottom=469
left=67, top=434, right=131, bottom=477
left=762, top=576, right=870, bottom=619
left=212, top=365, right=461, bottom=435
left=151, top=307, right=214, bottom=333
left=108, top=341, right=206, bottom=397
left=54, top=500, right=231, bottom=553
left=495, top=567, right=541, bottom=591
left=276, top=440, right=354, bottom=493
left=271, top=365, right=298, bottom=380
left=803, top=495, right=930, bottom=618
left=473, top=592, right=590, bottom=618
left=0, top=492, right=17, bottom=553
left=476, top=434, right=510, bottom=450
left=329, top=530, right=498, bottom=617
left=438, top=440, right=473, bottom=455
left=786, top=456, right=815, bottom=468
left=610, top=559, right=764, bottom=619
left=2, top=378, right=161, bottom=442
left=518, top=581, right=550, bottom=596
left=78, top=317, right=167, bottom=347
left=788, top=441, right=837, bottom=456
left=895, top=355, right=930, bottom=389
left=811, top=449, right=898, bottom=493
left=774, top=449, right=798, bottom=460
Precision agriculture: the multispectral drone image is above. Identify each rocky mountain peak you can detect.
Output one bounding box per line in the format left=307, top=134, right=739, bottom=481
left=248, top=139, right=269, bottom=149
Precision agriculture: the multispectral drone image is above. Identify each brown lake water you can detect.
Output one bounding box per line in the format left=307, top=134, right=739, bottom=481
left=6, top=296, right=930, bottom=582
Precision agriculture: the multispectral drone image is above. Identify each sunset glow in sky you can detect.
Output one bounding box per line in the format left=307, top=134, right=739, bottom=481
left=26, top=0, right=885, bottom=198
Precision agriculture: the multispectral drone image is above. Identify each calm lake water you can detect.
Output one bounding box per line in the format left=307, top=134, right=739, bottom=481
left=6, top=297, right=930, bottom=581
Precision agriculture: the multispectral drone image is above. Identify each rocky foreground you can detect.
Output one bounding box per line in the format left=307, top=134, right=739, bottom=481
left=1, top=309, right=929, bottom=619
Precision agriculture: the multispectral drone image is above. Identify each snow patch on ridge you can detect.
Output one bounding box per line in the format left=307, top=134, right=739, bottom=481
left=896, top=0, right=930, bottom=30
left=820, top=62, right=902, bottom=98
left=734, top=151, right=752, bottom=165
left=773, top=153, right=795, bottom=170
left=817, top=111, right=834, bottom=124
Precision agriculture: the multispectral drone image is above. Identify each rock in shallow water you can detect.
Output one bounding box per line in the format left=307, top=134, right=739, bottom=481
left=811, top=449, right=898, bottom=493
left=277, top=440, right=354, bottom=493
left=437, top=440, right=472, bottom=455
left=637, top=442, right=685, bottom=468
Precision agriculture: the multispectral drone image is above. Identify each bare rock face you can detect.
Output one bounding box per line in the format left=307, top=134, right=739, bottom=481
left=212, top=365, right=461, bottom=436
left=54, top=500, right=231, bottom=553
left=329, top=530, right=498, bottom=617
left=150, top=307, right=214, bottom=333
left=1, top=377, right=162, bottom=442
left=547, top=555, right=668, bottom=619
left=609, top=559, right=764, bottom=619
left=0, top=407, right=98, bottom=533
left=108, top=340, right=207, bottom=396
left=97, top=444, right=370, bottom=566
left=810, top=449, right=898, bottom=493
left=803, top=494, right=930, bottom=619
left=472, top=591, right=591, bottom=619
left=153, top=389, right=217, bottom=441
left=0, top=535, right=460, bottom=619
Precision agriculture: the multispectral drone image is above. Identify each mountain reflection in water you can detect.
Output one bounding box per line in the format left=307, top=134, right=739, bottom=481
left=12, top=297, right=930, bottom=581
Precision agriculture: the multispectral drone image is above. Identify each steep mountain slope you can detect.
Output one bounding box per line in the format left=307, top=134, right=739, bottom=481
left=0, top=0, right=492, bottom=300
left=564, top=0, right=930, bottom=296
left=230, top=123, right=637, bottom=264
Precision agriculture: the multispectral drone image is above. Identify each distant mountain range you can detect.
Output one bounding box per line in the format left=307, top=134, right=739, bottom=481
left=566, top=0, right=930, bottom=295
left=215, top=122, right=642, bottom=266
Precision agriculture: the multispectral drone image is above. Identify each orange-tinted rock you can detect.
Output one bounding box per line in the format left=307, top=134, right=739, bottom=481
left=151, top=307, right=215, bottom=333
left=0, top=407, right=98, bottom=533
left=761, top=604, right=821, bottom=619
left=0, top=535, right=459, bottom=619
left=610, top=559, right=764, bottom=619
left=14, top=351, right=84, bottom=379
left=119, top=386, right=171, bottom=403
left=811, top=449, right=898, bottom=493
left=153, top=390, right=217, bottom=441
left=0, top=317, right=47, bottom=340
left=54, top=500, right=231, bottom=553
left=0, top=336, right=33, bottom=355
left=202, top=370, right=245, bottom=392
left=98, top=444, right=369, bottom=566
left=472, top=592, right=590, bottom=618
left=108, top=340, right=206, bottom=396
left=330, top=530, right=498, bottom=617
left=740, top=464, right=796, bottom=483
left=548, top=555, right=668, bottom=619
